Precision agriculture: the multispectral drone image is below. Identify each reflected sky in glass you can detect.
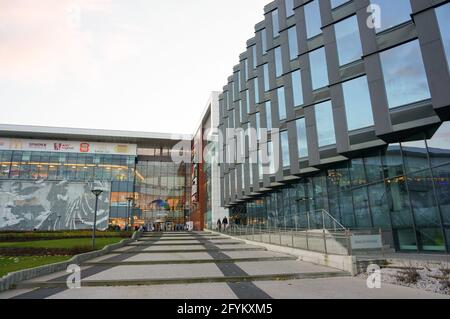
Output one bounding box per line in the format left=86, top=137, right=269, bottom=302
left=265, top=101, right=272, bottom=129
left=296, top=118, right=308, bottom=158
left=288, top=26, right=298, bottom=60
left=315, top=101, right=336, bottom=147
left=305, top=0, right=322, bottom=39
left=272, top=9, right=280, bottom=37
left=380, top=40, right=430, bottom=109
left=342, top=76, right=374, bottom=130
left=310, top=47, right=329, bottom=90
left=286, top=0, right=295, bottom=17
left=292, top=70, right=303, bottom=107
left=331, top=0, right=350, bottom=9
left=436, top=3, right=450, bottom=72
left=277, top=87, right=287, bottom=121
left=263, top=64, right=270, bottom=92
left=281, top=131, right=290, bottom=167
left=275, top=47, right=283, bottom=77
left=371, top=0, right=412, bottom=33
left=335, top=15, right=362, bottom=66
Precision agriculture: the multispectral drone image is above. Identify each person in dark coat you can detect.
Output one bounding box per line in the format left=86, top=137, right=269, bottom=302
left=222, top=217, right=228, bottom=231
left=217, top=218, right=222, bottom=232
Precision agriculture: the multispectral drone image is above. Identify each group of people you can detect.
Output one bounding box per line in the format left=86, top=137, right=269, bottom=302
left=216, top=216, right=228, bottom=232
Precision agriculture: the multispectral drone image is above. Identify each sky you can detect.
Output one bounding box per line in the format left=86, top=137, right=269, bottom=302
left=0, top=0, right=268, bottom=135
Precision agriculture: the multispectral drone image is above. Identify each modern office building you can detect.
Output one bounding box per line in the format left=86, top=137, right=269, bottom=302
left=218, top=0, right=450, bottom=253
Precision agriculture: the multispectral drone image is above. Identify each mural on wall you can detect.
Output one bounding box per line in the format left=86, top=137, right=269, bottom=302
left=0, top=180, right=110, bottom=231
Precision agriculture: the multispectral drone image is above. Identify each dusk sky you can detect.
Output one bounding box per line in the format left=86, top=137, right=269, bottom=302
left=0, top=0, right=268, bottom=135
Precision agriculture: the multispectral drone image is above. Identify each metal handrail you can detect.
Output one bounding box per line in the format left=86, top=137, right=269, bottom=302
left=307, top=209, right=347, bottom=231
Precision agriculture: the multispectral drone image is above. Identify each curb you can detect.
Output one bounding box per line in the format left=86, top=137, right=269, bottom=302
left=0, top=231, right=142, bottom=292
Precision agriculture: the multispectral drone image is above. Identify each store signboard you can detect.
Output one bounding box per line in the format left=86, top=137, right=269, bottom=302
left=0, top=137, right=137, bottom=156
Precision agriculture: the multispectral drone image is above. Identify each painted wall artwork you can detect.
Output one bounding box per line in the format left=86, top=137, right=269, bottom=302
left=0, top=180, right=110, bottom=231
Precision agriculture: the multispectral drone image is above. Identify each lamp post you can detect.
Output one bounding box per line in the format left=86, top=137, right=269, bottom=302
left=91, top=188, right=104, bottom=250
left=126, top=196, right=134, bottom=231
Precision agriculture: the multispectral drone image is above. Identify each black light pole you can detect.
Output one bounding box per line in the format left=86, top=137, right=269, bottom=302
left=91, top=188, right=104, bottom=250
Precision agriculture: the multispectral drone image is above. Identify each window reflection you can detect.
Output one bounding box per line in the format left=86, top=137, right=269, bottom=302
left=334, top=15, right=362, bottom=66
left=436, top=3, right=450, bottom=72
left=315, top=100, right=336, bottom=147
left=309, top=47, right=329, bottom=90
left=304, top=0, right=322, bottom=39
left=342, top=76, right=374, bottom=130
left=370, top=0, right=412, bottom=33
left=380, top=40, right=430, bottom=109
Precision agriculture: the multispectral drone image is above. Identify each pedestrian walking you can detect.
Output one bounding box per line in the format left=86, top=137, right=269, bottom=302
left=222, top=216, right=228, bottom=232
left=217, top=218, right=222, bottom=232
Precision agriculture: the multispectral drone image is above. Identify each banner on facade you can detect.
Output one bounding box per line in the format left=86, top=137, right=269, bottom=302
left=0, top=137, right=137, bottom=156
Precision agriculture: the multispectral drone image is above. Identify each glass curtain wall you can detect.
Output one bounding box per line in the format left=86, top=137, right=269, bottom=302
left=242, top=122, right=450, bottom=253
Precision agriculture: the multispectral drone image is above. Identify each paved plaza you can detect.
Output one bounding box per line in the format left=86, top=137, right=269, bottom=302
left=1, top=232, right=448, bottom=299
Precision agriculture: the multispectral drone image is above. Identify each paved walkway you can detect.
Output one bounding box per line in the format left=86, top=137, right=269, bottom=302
left=0, top=231, right=447, bottom=299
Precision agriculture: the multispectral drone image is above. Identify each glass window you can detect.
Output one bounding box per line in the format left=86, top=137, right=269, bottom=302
left=353, top=187, right=372, bottom=228
left=334, top=15, right=362, bottom=66
left=245, top=90, right=250, bottom=113
left=236, top=71, right=241, bottom=93
left=252, top=45, right=257, bottom=69
left=427, top=122, right=450, bottom=168
left=292, top=70, right=303, bottom=107
left=275, top=47, right=283, bottom=78
left=380, top=40, right=430, bottom=109
left=239, top=100, right=244, bottom=122
left=331, top=0, right=350, bottom=9
left=342, top=76, right=374, bottom=130
left=368, top=182, right=392, bottom=228
left=254, top=78, right=260, bottom=104
left=263, top=64, right=270, bottom=92
left=304, top=0, right=322, bottom=39
left=261, top=29, right=268, bottom=55
left=296, top=118, right=308, bottom=158
left=315, top=101, right=336, bottom=147
left=277, top=87, right=287, bottom=121
left=402, top=139, right=429, bottom=175
left=382, top=144, right=404, bottom=178
left=244, top=59, right=249, bottom=81
left=288, top=26, right=298, bottom=60
left=265, top=101, right=272, bottom=130
left=286, top=0, right=295, bottom=17
left=370, top=0, right=412, bottom=33
left=281, top=131, right=290, bottom=168
left=272, top=9, right=280, bottom=38
left=310, top=47, right=329, bottom=90
left=432, top=164, right=450, bottom=227
left=436, top=3, right=450, bottom=72
left=256, top=112, right=261, bottom=140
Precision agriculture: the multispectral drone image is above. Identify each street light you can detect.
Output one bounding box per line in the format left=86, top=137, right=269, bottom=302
left=126, top=196, right=134, bottom=231
left=91, top=187, right=104, bottom=250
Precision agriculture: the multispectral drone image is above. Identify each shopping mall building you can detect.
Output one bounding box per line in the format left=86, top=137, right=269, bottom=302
left=218, top=0, right=450, bottom=253
left=0, top=94, right=227, bottom=232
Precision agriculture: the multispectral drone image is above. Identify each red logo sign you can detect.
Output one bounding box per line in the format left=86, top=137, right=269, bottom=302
left=80, top=143, right=90, bottom=153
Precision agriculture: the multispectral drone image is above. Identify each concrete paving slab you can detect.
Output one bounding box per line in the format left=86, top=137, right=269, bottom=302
left=253, top=278, right=450, bottom=299
left=0, top=288, right=36, bottom=299
left=122, top=252, right=215, bottom=262
left=82, top=263, right=224, bottom=281
left=141, top=244, right=259, bottom=251
left=236, top=260, right=343, bottom=276
left=46, top=283, right=238, bottom=299
left=223, top=250, right=295, bottom=259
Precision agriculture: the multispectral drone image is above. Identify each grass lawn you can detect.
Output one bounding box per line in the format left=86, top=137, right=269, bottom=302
left=0, top=237, right=126, bottom=250
left=0, top=255, right=72, bottom=278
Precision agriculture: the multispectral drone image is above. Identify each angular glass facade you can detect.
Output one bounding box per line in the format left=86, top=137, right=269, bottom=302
left=241, top=122, right=450, bottom=253
left=218, top=0, right=450, bottom=254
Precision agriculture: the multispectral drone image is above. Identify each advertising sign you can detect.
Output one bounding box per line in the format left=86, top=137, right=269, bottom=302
left=0, top=137, right=137, bottom=156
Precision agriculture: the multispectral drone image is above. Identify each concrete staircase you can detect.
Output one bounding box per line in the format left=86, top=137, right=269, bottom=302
left=6, top=231, right=351, bottom=299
